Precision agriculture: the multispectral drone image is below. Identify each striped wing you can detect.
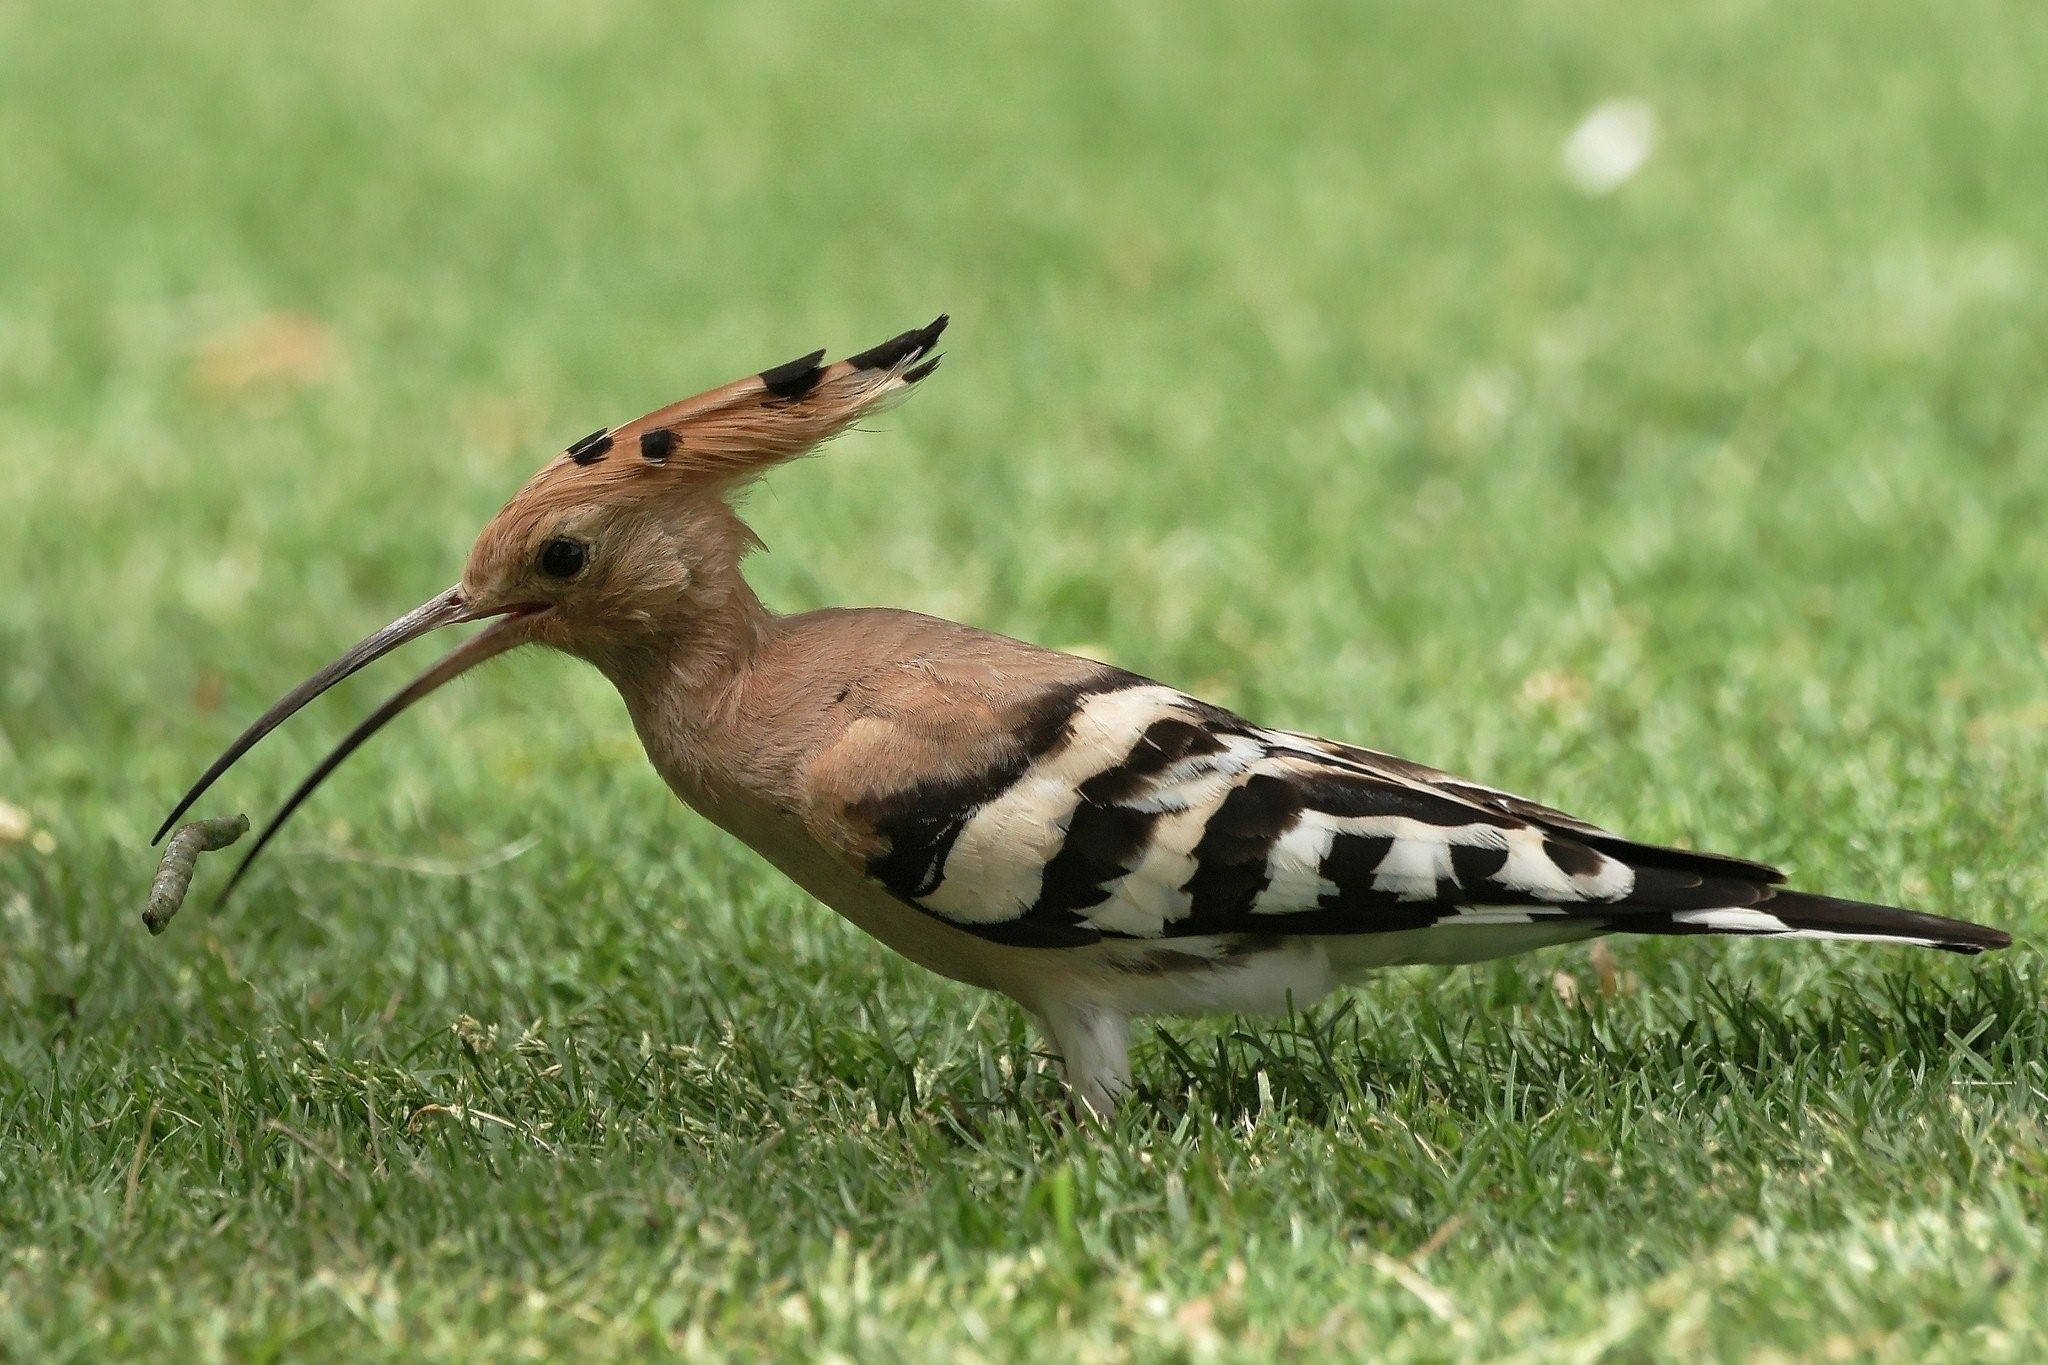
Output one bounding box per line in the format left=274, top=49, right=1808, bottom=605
left=849, top=676, right=1791, bottom=948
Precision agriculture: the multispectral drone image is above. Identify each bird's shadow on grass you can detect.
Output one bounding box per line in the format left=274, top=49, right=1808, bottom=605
left=1115, top=957, right=2048, bottom=1135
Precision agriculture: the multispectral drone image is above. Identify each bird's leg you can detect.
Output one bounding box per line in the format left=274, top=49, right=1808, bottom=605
left=1033, top=1000, right=1132, bottom=1121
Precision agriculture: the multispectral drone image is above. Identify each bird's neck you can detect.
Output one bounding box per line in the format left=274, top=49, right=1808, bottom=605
left=594, top=559, right=766, bottom=692
left=586, top=557, right=775, bottom=796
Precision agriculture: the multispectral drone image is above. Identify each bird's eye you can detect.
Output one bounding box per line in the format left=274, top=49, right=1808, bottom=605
left=538, top=538, right=588, bottom=580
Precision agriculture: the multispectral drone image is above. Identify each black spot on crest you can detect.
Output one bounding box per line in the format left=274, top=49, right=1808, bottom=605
left=847, top=314, right=949, bottom=370
left=566, top=429, right=612, bottom=464
left=639, top=429, right=678, bottom=464
left=759, top=349, right=827, bottom=400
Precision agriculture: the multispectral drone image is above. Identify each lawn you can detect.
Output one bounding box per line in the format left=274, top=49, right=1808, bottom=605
left=5, top=0, right=2048, bottom=1357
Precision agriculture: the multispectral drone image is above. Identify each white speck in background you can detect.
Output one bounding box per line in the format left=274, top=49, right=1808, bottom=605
left=1562, top=99, right=1658, bottom=195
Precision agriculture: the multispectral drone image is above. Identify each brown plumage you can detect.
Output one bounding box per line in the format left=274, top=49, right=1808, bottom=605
left=158, top=317, right=2011, bottom=1115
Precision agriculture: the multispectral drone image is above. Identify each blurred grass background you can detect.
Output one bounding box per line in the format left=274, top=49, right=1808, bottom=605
left=5, top=0, right=2048, bottom=1357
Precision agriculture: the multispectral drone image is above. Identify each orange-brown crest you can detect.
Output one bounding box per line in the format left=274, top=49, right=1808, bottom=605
left=457, top=317, right=946, bottom=656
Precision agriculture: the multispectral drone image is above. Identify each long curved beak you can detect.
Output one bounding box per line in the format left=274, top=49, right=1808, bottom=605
left=155, top=585, right=539, bottom=901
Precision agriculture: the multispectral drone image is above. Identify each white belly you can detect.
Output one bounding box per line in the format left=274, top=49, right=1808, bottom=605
left=1062, top=919, right=1605, bottom=1019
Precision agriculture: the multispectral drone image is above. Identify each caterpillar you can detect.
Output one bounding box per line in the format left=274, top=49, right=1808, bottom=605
left=144, top=814, right=249, bottom=935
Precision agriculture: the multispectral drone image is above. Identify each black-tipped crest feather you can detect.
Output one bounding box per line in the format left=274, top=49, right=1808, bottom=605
left=759, top=349, right=828, bottom=400
left=847, top=314, right=949, bottom=371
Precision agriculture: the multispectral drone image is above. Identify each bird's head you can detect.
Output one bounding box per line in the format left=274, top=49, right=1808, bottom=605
left=157, top=316, right=948, bottom=895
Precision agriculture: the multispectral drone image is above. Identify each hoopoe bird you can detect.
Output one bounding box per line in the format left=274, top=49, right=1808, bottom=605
left=159, top=316, right=2011, bottom=1115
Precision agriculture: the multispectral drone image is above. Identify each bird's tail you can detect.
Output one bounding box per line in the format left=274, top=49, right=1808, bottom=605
left=1616, top=889, right=2012, bottom=955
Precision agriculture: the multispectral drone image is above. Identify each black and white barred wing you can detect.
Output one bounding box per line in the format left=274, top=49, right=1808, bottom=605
left=851, top=677, right=2006, bottom=954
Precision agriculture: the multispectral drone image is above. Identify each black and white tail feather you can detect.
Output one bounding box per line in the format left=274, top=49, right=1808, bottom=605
left=855, top=670, right=2012, bottom=958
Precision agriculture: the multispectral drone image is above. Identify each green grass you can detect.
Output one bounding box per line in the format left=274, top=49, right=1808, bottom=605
left=6, top=0, right=2048, bottom=1357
